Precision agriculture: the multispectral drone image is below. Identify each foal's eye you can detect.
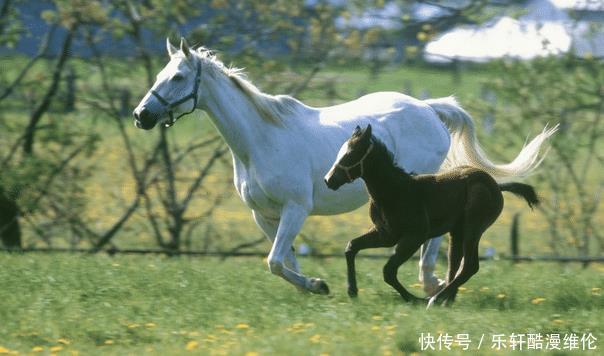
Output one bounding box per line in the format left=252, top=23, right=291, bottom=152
left=171, top=74, right=184, bottom=81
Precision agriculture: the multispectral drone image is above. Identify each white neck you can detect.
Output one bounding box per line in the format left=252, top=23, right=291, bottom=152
left=198, top=73, right=271, bottom=164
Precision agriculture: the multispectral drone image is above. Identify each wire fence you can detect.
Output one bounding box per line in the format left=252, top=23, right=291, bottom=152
left=1, top=247, right=602, bottom=264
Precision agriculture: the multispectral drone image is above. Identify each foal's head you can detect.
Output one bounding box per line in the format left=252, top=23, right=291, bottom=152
left=324, top=124, right=373, bottom=190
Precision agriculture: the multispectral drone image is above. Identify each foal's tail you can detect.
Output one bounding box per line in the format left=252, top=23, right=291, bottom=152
left=425, top=96, right=558, bottom=182
left=499, top=183, right=540, bottom=209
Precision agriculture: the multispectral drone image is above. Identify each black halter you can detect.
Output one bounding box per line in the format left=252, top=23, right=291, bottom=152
left=337, top=141, right=374, bottom=183
left=150, top=60, right=202, bottom=128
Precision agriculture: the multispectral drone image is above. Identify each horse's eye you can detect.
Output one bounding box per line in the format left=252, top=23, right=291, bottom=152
left=172, top=74, right=184, bottom=81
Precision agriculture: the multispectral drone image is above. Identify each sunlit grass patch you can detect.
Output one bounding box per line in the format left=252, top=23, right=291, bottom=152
left=0, top=254, right=601, bottom=355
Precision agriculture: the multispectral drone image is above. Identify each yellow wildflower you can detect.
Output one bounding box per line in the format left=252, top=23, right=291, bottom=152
left=32, top=346, right=44, bottom=352
left=410, top=283, right=422, bottom=288
left=58, top=338, right=70, bottom=345
left=480, top=287, right=490, bottom=292
left=104, top=340, right=114, bottom=345
left=371, top=315, right=383, bottom=321
left=0, top=347, right=11, bottom=354
left=185, top=341, right=199, bottom=351
left=309, top=334, right=322, bottom=343
left=531, top=297, right=546, bottom=305
left=496, top=293, right=506, bottom=299
left=145, top=322, right=156, bottom=328
left=552, top=319, right=565, bottom=325
left=50, top=345, right=63, bottom=352
left=236, top=323, right=250, bottom=329
left=245, top=352, right=259, bottom=356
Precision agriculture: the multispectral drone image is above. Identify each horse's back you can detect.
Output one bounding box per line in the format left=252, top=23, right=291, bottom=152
left=317, top=91, right=449, bottom=174
left=318, top=92, right=433, bottom=124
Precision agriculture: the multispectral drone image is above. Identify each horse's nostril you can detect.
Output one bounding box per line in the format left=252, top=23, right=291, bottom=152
left=139, top=108, right=150, bottom=120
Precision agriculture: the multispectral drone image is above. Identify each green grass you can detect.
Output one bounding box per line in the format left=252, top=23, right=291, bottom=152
left=0, top=254, right=602, bottom=355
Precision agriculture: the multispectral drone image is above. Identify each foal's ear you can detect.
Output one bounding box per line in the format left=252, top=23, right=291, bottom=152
left=180, top=37, right=191, bottom=58
left=166, top=38, right=178, bottom=57
left=361, top=124, right=372, bottom=140
left=353, top=125, right=362, bottom=136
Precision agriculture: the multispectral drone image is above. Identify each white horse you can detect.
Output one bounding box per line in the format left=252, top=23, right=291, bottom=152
left=133, top=38, right=556, bottom=295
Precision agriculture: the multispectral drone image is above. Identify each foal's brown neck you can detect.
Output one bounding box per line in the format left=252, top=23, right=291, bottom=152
left=360, top=142, right=415, bottom=206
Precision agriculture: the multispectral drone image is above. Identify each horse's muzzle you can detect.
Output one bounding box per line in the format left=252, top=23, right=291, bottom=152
left=133, top=108, right=157, bottom=130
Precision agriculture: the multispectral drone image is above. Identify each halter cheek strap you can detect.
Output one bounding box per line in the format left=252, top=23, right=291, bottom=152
left=336, top=142, right=374, bottom=183
left=150, top=60, right=202, bottom=128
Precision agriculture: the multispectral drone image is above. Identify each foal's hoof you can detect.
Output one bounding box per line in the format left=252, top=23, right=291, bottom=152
left=347, top=288, right=358, bottom=298
left=308, top=278, right=330, bottom=295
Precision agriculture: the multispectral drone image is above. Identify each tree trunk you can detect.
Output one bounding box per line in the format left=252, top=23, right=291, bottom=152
left=0, top=187, right=21, bottom=249
left=22, top=27, right=75, bottom=156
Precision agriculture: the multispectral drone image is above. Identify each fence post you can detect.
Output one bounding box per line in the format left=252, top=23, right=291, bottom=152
left=510, top=212, right=520, bottom=263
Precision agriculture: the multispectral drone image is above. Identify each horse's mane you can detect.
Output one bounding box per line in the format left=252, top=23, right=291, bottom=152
left=187, top=47, right=307, bottom=126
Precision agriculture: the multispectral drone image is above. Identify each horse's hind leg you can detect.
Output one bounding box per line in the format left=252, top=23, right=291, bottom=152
left=428, top=232, right=481, bottom=308
left=419, top=236, right=445, bottom=296
left=346, top=228, right=395, bottom=297
left=384, top=238, right=425, bottom=303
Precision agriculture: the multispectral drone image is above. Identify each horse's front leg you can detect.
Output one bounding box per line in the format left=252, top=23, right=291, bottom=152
left=345, top=228, right=394, bottom=297
left=419, top=236, right=445, bottom=296
left=252, top=210, right=300, bottom=273
left=267, top=202, right=329, bottom=294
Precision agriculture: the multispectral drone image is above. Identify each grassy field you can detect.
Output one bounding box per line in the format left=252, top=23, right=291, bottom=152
left=0, top=253, right=602, bottom=355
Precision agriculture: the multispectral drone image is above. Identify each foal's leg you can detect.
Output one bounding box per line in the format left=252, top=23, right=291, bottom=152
left=445, top=227, right=464, bottom=303
left=428, top=233, right=481, bottom=308
left=419, top=236, right=445, bottom=296
left=384, top=238, right=426, bottom=303
left=345, top=228, right=396, bottom=297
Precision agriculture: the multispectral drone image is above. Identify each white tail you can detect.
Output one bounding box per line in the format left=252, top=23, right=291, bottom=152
left=425, top=96, right=558, bottom=182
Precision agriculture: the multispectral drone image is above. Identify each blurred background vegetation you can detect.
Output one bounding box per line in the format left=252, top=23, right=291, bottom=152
left=0, top=0, right=602, bottom=259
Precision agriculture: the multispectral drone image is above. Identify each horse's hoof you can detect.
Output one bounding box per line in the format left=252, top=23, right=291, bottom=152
left=424, top=278, right=446, bottom=297
left=348, top=288, right=358, bottom=298
left=309, top=278, right=330, bottom=295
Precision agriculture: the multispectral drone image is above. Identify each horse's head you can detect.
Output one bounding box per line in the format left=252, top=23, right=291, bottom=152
left=133, top=38, right=202, bottom=130
left=324, top=124, right=373, bottom=190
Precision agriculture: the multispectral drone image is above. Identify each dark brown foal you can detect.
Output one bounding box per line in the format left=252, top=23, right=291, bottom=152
left=324, top=124, right=539, bottom=307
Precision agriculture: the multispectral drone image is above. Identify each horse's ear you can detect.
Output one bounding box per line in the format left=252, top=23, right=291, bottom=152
left=180, top=37, right=191, bottom=58
left=166, top=38, right=177, bottom=57
left=362, top=124, right=372, bottom=140
left=353, top=125, right=362, bottom=136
